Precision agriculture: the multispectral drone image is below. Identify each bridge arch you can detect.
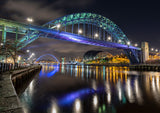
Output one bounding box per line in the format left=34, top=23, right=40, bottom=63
left=35, top=54, right=60, bottom=64
left=44, top=13, right=129, bottom=44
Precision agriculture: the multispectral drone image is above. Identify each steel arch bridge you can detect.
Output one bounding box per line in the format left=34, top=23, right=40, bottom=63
left=44, top=13, right=129, bottom=44
left=0, top=13, right=141, bottom=64
left=35, top=54, right=60, bottom=64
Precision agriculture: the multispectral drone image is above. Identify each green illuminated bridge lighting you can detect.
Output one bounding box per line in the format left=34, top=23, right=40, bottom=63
left=0, top=13, right=141, bottom=64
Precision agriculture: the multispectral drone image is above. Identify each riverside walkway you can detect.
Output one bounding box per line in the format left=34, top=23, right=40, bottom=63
left=0, top=65, right=41, bottom=113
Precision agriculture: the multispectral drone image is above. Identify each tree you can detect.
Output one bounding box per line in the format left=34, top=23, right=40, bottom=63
left=0, top=40, right=24, bottom=67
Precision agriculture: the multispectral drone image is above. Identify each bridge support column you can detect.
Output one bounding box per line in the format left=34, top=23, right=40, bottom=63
left=124, top=49, right=141, bottom=64
left=141, top=42, right=149, bottom=63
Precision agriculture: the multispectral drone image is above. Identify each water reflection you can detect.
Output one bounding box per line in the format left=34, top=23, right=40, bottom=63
left=20, top=65, right=160, bottom=113
left=74, top=99, right=82, bottom=113
left=50, top=101, right=59, bottom=113
left=39, top=64, right=59, bottom=77
left=93, top=95, right=98, bottom=109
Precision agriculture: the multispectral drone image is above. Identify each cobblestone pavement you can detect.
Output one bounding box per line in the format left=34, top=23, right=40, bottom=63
left=0, top=71, right=24, bottom=113
left=0, top=66, right=41, bottom=113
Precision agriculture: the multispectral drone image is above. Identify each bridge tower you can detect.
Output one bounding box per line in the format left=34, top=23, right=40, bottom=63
left=141, top=42, right=149, bottom=63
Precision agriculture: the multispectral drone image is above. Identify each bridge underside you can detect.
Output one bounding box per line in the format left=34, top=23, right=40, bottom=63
left=39, top=31, right=141, bottom=64
left=40, top=31, right=140, bottom=50
left=124, top=49, right=142, bottom=64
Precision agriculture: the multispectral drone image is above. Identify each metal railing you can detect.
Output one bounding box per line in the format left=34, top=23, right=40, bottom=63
left=0, top=62, right=28, bottom=74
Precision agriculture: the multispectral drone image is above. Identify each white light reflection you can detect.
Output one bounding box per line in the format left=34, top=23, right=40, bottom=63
left=86, top=66, right=89, bottom=78
left=81, top=65, right=84, bottom=79
left=75, top=65, right=78, bottom=77
left=107, top=93, right=111, bottom=104
left=74, top=99, right=81, bottom=113
left=92, top=80, right=97, bottom=90
left=29, top=80, right=34, bottom=96
left=51, top=101, right=58, bottom=113
left=93, top=95, right=98, bottom=108
left=156, top=76, right=159, bottom=91
left=134, top=78, right=143, bottom=104
left=151, top=76, right=160, bottom=103
left=117, top=80, right=122, bottom=101
left=126, top=78, right=134, bottom=103
left=52, top=107, right=57, bottom=113
left=105, top=82, right=111, bottom=104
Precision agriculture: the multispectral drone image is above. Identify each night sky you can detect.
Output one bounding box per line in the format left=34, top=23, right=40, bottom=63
left=0, top=0, right=160, bottom=60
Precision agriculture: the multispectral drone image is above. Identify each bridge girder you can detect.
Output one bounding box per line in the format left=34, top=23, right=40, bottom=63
left=0, top=13, right=142, bottom=64
left=44, top=13, right=130, bottom=45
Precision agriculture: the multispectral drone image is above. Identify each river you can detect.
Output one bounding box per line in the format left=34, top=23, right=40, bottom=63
left=20, top=64, right=160, bottom=113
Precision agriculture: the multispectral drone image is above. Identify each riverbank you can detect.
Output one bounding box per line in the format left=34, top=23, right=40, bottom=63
left=129, top=64, right=160, bottom=71
left=0, top=65, right=41, bottom=113
left=65, top=63, right=160, bottom=71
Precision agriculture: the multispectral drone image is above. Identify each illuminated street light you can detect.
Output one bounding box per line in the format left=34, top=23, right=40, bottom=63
left=18, top=56, right=21, bottom=61
left=118, top=39, right=122, bottom=43
left=151, top=48, right=154, bottom=51
left=32, top=53, right=35, bottom=56
left=78, top=29, right=82, bottom=34
left=28, top=53, right=35, bottom=60
left=108, top=36, right=111, bottom=41
left=26, top=50, right=30, bottom=53
left=127, top=41, right=130, bottom=45
left=0, top=43, right=3, bottom=46
left=94, top=33, right=99, bottom=38
left=134, top=43, right=138, bottom=47
left=26, top=17, right=34, bottom=23
left=155, top=49, right=158, bottom=52
left=56, top=24, right=61, bottom=29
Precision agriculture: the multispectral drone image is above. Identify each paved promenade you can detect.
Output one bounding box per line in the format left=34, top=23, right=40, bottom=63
left=0, top=65, right=41, bottom=113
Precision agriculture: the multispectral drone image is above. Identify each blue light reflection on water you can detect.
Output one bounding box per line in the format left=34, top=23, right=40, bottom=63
left=39, top=64, right=60, bottom=77
left=58, top=88, right=95, bottom=106
left=20, top=65, right=160, bottom=113
left=47, top=65, right=59, bottom=77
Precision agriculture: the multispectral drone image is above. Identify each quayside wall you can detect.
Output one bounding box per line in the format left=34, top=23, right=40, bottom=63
left=0, top=65, right=41, bottom=113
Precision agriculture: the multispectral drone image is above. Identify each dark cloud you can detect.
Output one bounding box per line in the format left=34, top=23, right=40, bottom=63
left=3, top=0, right=94, bottom=24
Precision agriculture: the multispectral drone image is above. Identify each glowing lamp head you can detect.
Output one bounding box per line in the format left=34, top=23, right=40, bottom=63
left=118, top=40, right=122, bottom=43
left=27, top=17, right=33, bottom=23
left=0, top=43, right=3, bottom=46
left=18, top=56, right=21, bottom=61
left=94, top=33, right=98, bottom=38
left=134, top=43, right=138, bottom=47
left=151, top=48, right=154, bottom=51
left=26, top=50, right=30, bottom=53
left=155, top=49, right=158, bottom=52
left=78, top=29, right=82, bottom=34
left=127, top=41, right=130, bottom=45
left=32, top=53, right=35, bottom=56
left=108, top=36, right=111, bottom=40
left=56, top=24, right=61, bottom=29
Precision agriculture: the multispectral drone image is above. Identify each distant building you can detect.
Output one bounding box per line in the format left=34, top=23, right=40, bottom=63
left=61, top=57, right=66, bottom=64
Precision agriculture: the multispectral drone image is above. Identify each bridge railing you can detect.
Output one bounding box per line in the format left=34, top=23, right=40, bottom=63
left=0, top=63, right=29, bottom=74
